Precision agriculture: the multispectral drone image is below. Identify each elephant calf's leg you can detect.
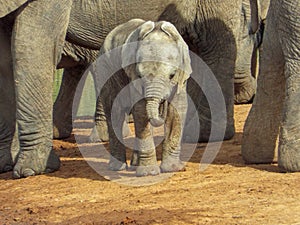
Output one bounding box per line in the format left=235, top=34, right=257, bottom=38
left=132, top=101, right=160, bottom=176
left=160, top=100, right=185, bottom=173
left=89, top=95, right=110, bottom=142
left=89, top=95, right=131, bottom=142
left=105, top=104, right=127, bottom=171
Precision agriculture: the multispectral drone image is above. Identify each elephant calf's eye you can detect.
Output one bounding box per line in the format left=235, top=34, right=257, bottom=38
left=169, top=73, right=175, bottom=80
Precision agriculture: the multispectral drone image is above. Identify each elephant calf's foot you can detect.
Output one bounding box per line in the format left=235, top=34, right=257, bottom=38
left=108, top=157, right=127, bottom=171
left=128, top=151, right=139, bottom=171
left=0, top=151, right=13, bottom=173
left=136, top=165, right=160, bottom=177
left=89, top=122, right=109, bottom=143
left=13, top=149, right=60, bottom=178
left=160, top=157, right=185, bottom=173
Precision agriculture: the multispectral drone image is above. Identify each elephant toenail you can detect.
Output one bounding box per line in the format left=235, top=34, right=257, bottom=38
left=13, top=170, right=21, bottom=179
left=23, top=169, right=35, bottom=177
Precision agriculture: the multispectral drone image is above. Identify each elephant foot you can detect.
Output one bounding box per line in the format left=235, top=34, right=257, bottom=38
left=0, top=150, right=13, bottom=173
left=136, top=165, right=160, bottom=177
left=128, top=151, right=139, bottom=171
left=53, top=124, right=73, bottom=139
left=278, top=143, right=300, bottom=172
left=130, top=151, right=139, bottom=166
left=160, top=157, right=185, bottom=173
left=234, top=76, right=256, bottom=104
left=89, top=121, right=109, bottom=143
left=13, top=149, right=60, bottom=178
left=108, top=157, right=127, bottom=171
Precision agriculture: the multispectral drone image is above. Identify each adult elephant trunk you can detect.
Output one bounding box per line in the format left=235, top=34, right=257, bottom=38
left=144, top=79, right=169, bottom=127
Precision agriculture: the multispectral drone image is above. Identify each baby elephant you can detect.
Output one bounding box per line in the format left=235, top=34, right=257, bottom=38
left=95, top=19, right=192, bottom=176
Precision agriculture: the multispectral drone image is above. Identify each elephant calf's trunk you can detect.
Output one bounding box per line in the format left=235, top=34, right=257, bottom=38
left=146, top=98, right=167, bottom=127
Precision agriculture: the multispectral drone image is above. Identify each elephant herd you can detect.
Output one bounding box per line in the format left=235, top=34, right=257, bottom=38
left=0, top=0, right=299, bottom=178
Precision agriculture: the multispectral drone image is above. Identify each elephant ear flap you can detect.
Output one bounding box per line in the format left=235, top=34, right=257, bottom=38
left=121, top=21, right=155, bottom=79
left=175, top=43, right=192, bottom=94
left=161, top=22, right=192, bottom=93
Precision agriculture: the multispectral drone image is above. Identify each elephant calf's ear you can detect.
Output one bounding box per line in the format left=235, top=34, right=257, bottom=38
left=161, top=22, right=192, bottom=93
left=177, top=43, right=192, bottom=93
left=121, top=21, right=155, bottom=80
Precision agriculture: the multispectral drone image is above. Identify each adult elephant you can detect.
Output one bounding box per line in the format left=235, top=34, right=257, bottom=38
left=0, top=0, right=255, bottom=178
left=53, top=0, right=270, bottom=142
left=242, top=0, right=300, bottom=172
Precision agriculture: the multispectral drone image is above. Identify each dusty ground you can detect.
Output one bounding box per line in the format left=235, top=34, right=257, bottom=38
left=0, top=105, right=300, bottom=225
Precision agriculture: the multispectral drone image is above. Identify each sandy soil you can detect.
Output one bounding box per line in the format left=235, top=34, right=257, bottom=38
left=0, top=105, right=300, bottom=225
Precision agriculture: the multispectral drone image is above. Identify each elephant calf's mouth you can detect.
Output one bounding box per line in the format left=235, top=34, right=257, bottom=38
left=159, top=100, right=168, bottom=121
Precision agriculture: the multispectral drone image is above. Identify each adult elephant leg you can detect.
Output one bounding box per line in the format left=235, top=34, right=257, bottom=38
left=277, top=0, right=300, bottom=172
left=53, top=66, right=86, bottom=139
left=234, top=1, right=257, bottom=104
left=242, top=0, right=285, bottom=164
left=132, top=100, right=160, bottom=176
left=0, top=23, right=16, bottom=172
left=12, top=0, right=72, bottom=178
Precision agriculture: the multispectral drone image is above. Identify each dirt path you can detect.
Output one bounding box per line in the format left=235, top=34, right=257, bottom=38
left=0, top=105, right=300, bottom=224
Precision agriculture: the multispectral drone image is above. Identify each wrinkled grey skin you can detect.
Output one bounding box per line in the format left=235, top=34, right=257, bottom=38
left=53, top=41, right=131, bottom=142
left=0, top=0, right=256, bottom=178
left=96, top=19, right=192, bottom=176
left=0, top=0, right=73, bottom=178
left=58, top=0, right=254, bottom=144
left=234, top=0, right=270, bottom=104
left=54, top=0, right=267, bottom=142
left=242, top=0, right=300, bottom=172
left=54, top=0, right=263, bottom=143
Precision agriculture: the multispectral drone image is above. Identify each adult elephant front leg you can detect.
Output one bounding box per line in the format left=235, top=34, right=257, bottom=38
left=242, top=0, right=285, bottom=164
left=12, top=0, right=72, bottom=178
left=277, top=0, right=300, bottom=172
left=0, top=22, right=17, bottom=172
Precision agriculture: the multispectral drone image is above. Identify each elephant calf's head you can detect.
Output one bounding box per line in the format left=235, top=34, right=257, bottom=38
left=122, top=20, right=192, bottom=127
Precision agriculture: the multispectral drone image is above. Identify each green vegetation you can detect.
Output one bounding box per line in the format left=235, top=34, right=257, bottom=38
left=53, top=70, right=96, bottom=116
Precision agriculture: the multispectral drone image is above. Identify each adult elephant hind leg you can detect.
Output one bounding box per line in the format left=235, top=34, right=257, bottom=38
left=277, top=0, right=300, bottom=172
left=12, top=0, right=72, bottom=178
left=53, top=66, right=86, bottom=139
left=0, top=23, right=16, bottom=173
left=242, top=3, right=285, bottom=164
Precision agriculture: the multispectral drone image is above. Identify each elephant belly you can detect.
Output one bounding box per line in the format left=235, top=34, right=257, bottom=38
left=66, top=0, right=179, bottom=50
